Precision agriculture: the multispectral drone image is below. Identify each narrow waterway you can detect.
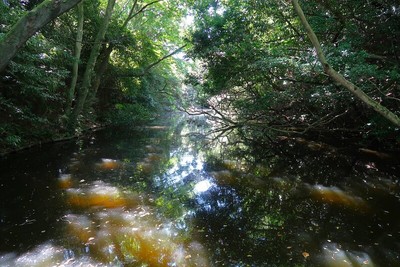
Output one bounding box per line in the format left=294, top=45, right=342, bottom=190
left=0, top=114, right=399, bottom=266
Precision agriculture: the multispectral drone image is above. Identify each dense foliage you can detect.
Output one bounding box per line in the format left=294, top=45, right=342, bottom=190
left=187, top=0, right=400, bottom=149
left=0, top=0, right=191, bottom=153
left=1, top=0, right=399, bottom=153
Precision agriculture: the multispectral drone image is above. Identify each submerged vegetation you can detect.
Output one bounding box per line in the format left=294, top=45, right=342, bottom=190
left=0, top=114, right=399, bottom=266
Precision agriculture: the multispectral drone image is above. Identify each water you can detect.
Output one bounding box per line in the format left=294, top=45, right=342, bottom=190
left=0, top=114, right=399, bottom=266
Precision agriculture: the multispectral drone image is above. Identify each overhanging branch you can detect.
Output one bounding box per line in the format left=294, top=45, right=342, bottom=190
left=291, top=0, right=400, bottom=127
left=119, top=44, right=187, bottom=77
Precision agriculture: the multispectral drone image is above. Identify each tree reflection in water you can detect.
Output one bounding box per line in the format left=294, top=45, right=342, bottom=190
left=0, top=114, right=399, bottom=266
left=190, top=128, right=400, bottom=266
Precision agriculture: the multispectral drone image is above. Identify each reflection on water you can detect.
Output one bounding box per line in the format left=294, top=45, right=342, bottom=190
left=317, top=242, right=374, bottom=267
left=193, top=180, right=214, bottom=194
left=58, top=174, right=73, bottom=190
left=66, top=181, right=131, bottom=209
left=0, top=113, right=400, bottom=266
left=62, top=178, right=196, bottom=266
left=0, top=116, right=210, bottom=266
left=96, top=158, right=121, bottom=170
left=307, top=184, right=369, bottom=212
left=1, top=243, right=66, bottom=267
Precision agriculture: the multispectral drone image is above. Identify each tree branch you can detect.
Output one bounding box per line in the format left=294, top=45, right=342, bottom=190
left=119, top=44, right=187, bottom=77
left=143, top=44, right=187, bottom=72
left=0, top=0, right=83, bottom=73
left=291, top=0, right=400, bottom=127
left=128, top=0, right=162, bottom=21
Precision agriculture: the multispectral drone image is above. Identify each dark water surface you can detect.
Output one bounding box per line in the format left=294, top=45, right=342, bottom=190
left=0, top=114, right=399, bottom=266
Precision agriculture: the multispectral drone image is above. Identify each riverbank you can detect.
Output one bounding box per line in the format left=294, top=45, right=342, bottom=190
left=0, top=123, right=108, bottom=158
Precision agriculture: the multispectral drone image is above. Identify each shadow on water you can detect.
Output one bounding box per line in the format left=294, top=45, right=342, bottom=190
left=0, top=113, right=400, bottom=266
left=0, top=141, right=78, bottom=253
left=190, top=133, right=400, bottom=266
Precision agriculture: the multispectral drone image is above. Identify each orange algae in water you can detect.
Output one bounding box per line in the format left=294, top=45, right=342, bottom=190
left=63, top=208, right=210, bottom=266
left=66, top=183, right=128, bottom=209
left=308, top=185, right=369, bottom=211
left=122, top=234, right=174, bottom=266
left=61, top=177, right=211, bottom=266
left=58, top=174, right=73, bottom=189
left=96, top=158, right=121, bottom=170
left=66, top=191, right=127, bottom=209
left=64, top=214, right=94, bottom=243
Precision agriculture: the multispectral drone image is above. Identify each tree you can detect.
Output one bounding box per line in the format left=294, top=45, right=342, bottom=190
left=291, top=0, right=400, bottom=127
left=66, top=2, right=84, bottom=115
left=86, top=0, right=191, bottom=125
left=187, top=0, right=399, bottom=147
left=0, top=0, right=192, bottom=152
left=0, top=0, right=83, bottom=73
left=87, top=0, right=163, bottom=106
left=69, top=0, right=116, bottom=129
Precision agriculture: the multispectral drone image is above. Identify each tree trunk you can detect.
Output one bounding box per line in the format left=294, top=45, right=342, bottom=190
left=0, top=0, right=83, bottom=73
left=291, top=0, right=400, bottom=127
left=87, top=0, right=163, bottom=104
left=87, top=44, right=114, bottom=106
left=69, top=0, right=116, bottom=129
left=66, top=2, right=84, bottom=115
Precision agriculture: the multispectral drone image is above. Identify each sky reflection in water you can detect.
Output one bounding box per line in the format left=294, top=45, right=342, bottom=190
left=0, top=115, right=399, bottom=266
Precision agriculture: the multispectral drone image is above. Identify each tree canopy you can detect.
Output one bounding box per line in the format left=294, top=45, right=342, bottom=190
left=186, top=0, right=400, bottom=149
left=0, top=0, right=192, bottom=153
left=0, top=0, right=399, bottom=153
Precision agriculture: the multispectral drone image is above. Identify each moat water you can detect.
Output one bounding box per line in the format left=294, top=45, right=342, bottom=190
left=0, top=114, right=399, bottom=266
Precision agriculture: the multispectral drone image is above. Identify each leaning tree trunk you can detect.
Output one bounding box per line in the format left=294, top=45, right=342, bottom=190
left=291, top=0, right=400, bottom=127
left=0, top=0, right=83, bottom=73
left=69, top=0, right=116, bottom=129
left=87, top=0, right=163, bottom=106
left=66, top=2, right=84, bottom=115
left=86, top=44, right=114, bottom=107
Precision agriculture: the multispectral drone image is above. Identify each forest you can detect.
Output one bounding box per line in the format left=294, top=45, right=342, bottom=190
left=0, top=0, right=192, bottom=154
left=1, top=0, right=399, bottom=153
left=1, top=1, right=400, bottom=266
